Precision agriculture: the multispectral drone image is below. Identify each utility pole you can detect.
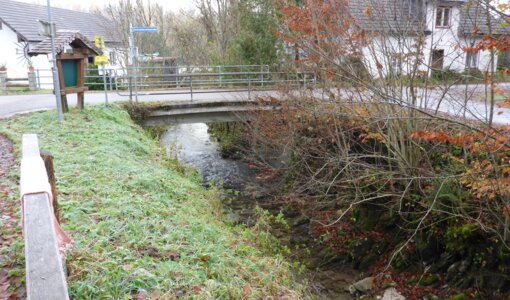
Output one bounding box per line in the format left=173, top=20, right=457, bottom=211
left=47, top=0, right=64, bottom=122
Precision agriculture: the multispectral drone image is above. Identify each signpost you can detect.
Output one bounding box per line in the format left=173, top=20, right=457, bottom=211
left=132, top=27, right=158, bottom=33
left=45, top=0, right=64, bottom=122
left=94, top=35, right=109, bottom=105
left=129, top=25, right=158, bottom=103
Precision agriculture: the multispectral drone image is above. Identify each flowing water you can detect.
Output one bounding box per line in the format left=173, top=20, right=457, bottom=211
left=161, top=123, right=357, bottom=299
left=161, top=123, right=255, bottom=190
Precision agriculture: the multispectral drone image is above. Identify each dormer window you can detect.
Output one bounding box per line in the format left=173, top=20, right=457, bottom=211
left=436, top=7, right=452, bottom=28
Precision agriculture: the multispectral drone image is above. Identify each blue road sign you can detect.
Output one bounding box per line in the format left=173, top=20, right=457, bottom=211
left=132, top=27, right=158, bottom=33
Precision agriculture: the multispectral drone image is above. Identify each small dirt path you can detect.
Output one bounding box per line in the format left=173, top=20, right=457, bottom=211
left=0, top=134, right=23, bottom=299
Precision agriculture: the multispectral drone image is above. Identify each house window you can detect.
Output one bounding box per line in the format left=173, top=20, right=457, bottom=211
left=466, top=52, right=479, bottom=68
left=432, top=49, right=445, bottom=70
left=436, top=7, right=451, bottom=28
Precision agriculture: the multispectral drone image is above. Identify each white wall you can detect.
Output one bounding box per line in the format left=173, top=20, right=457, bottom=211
left=361, top=2, right=498, bottom=78
left=424, top=3, right=465, bottom=72
left=0, top=21, right=29, bottom=78
left=0, top=21, right=126, bottom=90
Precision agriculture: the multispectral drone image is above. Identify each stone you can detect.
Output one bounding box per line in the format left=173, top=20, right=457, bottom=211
left=382, top=287, right=405, bottom=300
left=458, top=260, right=470, bottom=273
left=28, top=71, right=38, bottom=90
left=348, top=277, right=374, bottom=294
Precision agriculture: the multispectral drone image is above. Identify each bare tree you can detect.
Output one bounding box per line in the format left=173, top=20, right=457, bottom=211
left=96, top=0, right=172, bottom=69
left=234, top=0, right=510, bottom=295
left=194, top=0, right=241, bottom=62
left=170, top=12, right=212, bottom=65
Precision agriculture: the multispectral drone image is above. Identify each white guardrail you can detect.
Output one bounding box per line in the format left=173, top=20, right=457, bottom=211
left=20, top=134, right=70, bottom=300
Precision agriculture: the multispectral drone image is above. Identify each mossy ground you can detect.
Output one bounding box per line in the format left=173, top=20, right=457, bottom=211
left=0, top=105, right=306, bottom=299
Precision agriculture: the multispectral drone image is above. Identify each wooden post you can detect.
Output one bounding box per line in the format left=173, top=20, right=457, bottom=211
left=56, top=59, right=69, bottom=112
left=77, top=92, right=84, bottom=110
left=21, top=134, right=69, bottom=300
left=40, top=150, right=59, bottom=223
left=61, top=95, right=69, bottom=113
left=77, top=59, right=85, bottom=110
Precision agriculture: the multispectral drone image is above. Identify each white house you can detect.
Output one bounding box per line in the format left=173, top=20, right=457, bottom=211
left=349, top=0, right=510, bottom=78
left=0, top=0, right=122, bottom=87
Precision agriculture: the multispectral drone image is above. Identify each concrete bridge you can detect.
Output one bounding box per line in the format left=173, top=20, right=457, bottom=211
left=0, top=89, right=278, bottom=119
left=141, top=99, right=276, bottom=126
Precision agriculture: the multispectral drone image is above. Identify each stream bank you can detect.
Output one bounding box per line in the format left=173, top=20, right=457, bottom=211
left=1, top=106, right=308, bottom=298
left=160, top=122, right=361, bottom=299
left=201, top=100, right=510, bottom=300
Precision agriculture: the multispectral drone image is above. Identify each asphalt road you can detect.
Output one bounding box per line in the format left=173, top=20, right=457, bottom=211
left=0, top=89, right=276, bottom=118
left=1, top=86, right=510, bottom=125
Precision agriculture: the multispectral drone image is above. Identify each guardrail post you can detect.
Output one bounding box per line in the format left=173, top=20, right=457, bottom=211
left=248, top=76, right=251, bottom=100
left=36, top=69, right=41, bottom=89
left=102, top=65, right=109, bottom=105
left=109, top=70, right=113, bottom=91
left=218, top=66, right=222, bottom=88
left=260, top=65, right=264, bottom=87
left=190, top=75, right=193, bottom=102
left=128, top=76, right=133, bottom=102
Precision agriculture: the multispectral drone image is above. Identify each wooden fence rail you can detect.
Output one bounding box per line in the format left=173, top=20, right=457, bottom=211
left=20, top=134, right=69, bottom=300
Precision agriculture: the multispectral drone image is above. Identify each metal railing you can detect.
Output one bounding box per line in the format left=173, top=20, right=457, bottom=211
left=33, top=65, right=318, bottom=97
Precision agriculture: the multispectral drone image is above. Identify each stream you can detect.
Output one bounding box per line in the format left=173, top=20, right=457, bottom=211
left=161, top=123, right=358, bottom=300
left=161, top=123, right=256, bottom=190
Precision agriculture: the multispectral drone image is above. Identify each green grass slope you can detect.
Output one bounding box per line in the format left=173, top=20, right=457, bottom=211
left=0, top=105, right=305, bottom=299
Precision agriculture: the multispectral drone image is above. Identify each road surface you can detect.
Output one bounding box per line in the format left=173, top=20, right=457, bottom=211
left=1, top=86, right=510, bottom=125
left=0, top=89, right=276, bottom=118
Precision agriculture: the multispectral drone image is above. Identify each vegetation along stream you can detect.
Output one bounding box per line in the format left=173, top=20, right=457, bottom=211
left=160, top=122, right=360, bottom=300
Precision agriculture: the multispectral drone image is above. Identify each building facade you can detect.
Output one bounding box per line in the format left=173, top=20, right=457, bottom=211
left=352, top=0, right=509, bottom=78
left=0, top=0, right=122, bottom=87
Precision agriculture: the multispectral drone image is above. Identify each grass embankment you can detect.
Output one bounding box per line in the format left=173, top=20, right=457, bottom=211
left=0, top=105, right=305, bottom=299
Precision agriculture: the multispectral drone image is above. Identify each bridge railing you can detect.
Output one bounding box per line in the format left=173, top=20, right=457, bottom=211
left=20, top=134, right=70, bottom=300
left=32, top=65, right=318, bottom=95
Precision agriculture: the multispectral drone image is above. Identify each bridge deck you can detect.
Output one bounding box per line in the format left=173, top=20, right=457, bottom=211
left=142, top=100, right=277, bottom=125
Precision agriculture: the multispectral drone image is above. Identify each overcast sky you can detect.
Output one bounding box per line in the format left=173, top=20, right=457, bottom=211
left=16, top=0, right=197, bottom=13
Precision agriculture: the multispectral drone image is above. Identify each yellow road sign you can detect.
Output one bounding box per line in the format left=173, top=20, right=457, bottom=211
left=94, top=35, right=109, bottom=65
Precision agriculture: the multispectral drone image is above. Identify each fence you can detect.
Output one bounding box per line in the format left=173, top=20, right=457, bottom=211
left=33, top=64, right=317, bottom=95
left=0, top=72, right=37, bottom=92
left=20, top=134, right=69, bottom=300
